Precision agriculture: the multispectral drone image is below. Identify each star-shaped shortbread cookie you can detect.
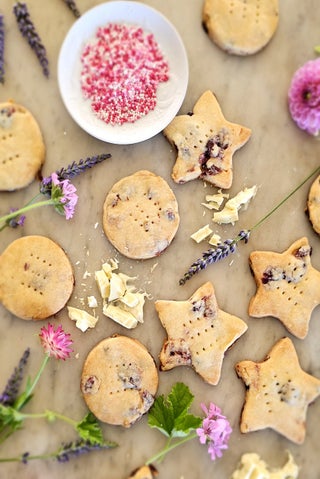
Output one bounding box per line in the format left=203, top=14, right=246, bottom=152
left=249, top=237, right=320, bottom=339
left=235, top=337, right=320, bottom=444
left=155, top=281, right=247, bottom=385
left=163, top=90, right=251, bottom=189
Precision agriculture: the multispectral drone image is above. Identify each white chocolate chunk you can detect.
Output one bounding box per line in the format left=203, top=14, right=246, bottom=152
left=121, top=292, right=146, bottom=323
left=202, top=191, right=229, bottom=210
left=119, top=291, right=140, bottom=308
left=213, top=206, right=239, bottom=224
left=213, top=185, right=257, bottom=224
left=227, top=185, right=257, bottom=211
left=95, top=269, right=110, bottom=298
left=67, top=306, right=99, bottom=332
left=231, top=452, right=299, bottom=479
left=103, top=303, right=138, bottom=329
left=108, top=272, right=126, bottom=301
left=87, top=295, right=98, bottom=308
left=208, top=233, right=221, bottom=246
left=190, top=224, right=213, bottom=243
left=102, top=259, right=118, bottom=278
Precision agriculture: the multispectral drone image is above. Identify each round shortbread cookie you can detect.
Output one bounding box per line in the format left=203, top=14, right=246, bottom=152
left=202, top=0, right=279, bottom=56
left=81, top=335, right=159, bottom=427
left=0, top=235, right=74, bottom=320
left=307, top=175, right=320, bottom=235
left=102, top=170, right=180, bottom=259
left=0, top=101, right=45, bottom=191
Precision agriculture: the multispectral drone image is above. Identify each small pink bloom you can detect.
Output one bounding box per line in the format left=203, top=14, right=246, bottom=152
left=39, top=323, right=73, bottom=360
left=288, top=58, right=320, bottom=136
left=51, top=172, right=78, bottom=220
left=196, top=402, right=232, bottom=461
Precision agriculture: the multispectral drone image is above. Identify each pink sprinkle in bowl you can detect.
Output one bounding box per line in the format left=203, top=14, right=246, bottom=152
left=58, top=1, right=189, bottom=145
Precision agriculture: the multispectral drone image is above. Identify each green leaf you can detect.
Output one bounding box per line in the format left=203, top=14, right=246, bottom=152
left=168, top=382, right=194, bottom=420
left=147, top=394, right=174, bottom=437
left=173, top=413, right=202, bottom=437
left=0, top=404, right=24, bottom=439
left=148, top=382, right=202, bottom=438
left=76, top=412, right=103, bottom=444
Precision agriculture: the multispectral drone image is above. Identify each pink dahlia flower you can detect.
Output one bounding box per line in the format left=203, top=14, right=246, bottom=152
left=288, top=58, right=320, bottom=136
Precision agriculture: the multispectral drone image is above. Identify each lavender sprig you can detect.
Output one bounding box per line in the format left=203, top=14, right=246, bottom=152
left=13, top=2, right=49, bottom=77
left=0, top=349, right=30, bottom=406
left=39, top=154, right=111, bottom=195
left=180, top=165, right=320, bottom=285
left=0, top=438, right=117, bottom=463
left=56, top=438, right=116, bottom=462
left=0, top=153, right=111, bottom=231
left=0, top=15, right=4, bottom=83
left=62, top=0, right=81, bottom=18
left=179, top=231, right=249, bottom=285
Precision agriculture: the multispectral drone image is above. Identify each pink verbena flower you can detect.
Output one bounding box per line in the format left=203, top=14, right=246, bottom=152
left=196, top=402, right=232, bottom=461
left=39, top=323, right=73, bottom=360
left=288, top=58, right=320, bottom=136
left=51, top=172, right=78, bottom=220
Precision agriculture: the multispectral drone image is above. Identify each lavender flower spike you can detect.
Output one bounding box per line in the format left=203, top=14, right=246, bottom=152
left=57, top=154, right=112, bottom=180
left=56, top=439, right=116, bottom=463
left=0, top=348, right=30, bottom=406
left=39, top=154, right=112, bottom=196
left=179, top=230, right=250, bottom=285
left=63, top=0, right=81, bottom=18
left=13, top=2, right=49, bottom=77
left=0, top=15, right=4, bottom=84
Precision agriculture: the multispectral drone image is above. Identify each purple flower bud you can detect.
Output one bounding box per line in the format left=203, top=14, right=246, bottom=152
left=62, top=0, right=81, bottom=18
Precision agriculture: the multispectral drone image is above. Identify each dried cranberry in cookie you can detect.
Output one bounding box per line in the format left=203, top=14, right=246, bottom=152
left=102, top=170, right=180, bottom=259
left=81, top=335, right=158, bottom=427
left=163, top=91, right=251, bottom=189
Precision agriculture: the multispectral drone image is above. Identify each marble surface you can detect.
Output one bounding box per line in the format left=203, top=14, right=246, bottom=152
left=0, top=0, right=320, bottom=478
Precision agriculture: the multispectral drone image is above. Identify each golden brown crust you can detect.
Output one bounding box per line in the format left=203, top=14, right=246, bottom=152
left=235, top=337, right=320, bottom=444
left=306, top=174, right=320, bottom=235
left=81, top=335, right=159, bottom=427
left=163, top=90, right=251, bottom=189
left=128, top=465, right=158, bottom=479
left=155, top=281, right=247, bottom=385
left=202, top=0, right=279, bottom=56
left=102, top=170, right=180, bottom=259
left=0, top=100, right=45, bottom=191
left=0, top=235, right=74, bottom=320
left=248, top=237, right=320, bottom=339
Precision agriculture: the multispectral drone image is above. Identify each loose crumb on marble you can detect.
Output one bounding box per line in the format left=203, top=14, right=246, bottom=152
left=150, top=262, right=158, bottom=273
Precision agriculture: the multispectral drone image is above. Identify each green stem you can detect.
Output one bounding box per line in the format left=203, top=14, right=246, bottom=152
left=0, top=198, right=55, bottom=225
left=0, top=452, right=56, bottom=463
left=14, top=355, right=50, bottom=411
left=250, top=165, right=320, bottom=233
left=145, top=432, right=198, bottom=465
left=17, top=410, right=77, bottom=428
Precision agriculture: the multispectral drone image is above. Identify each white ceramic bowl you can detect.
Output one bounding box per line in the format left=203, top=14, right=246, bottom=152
left=58, top=1, right=189, bottom=144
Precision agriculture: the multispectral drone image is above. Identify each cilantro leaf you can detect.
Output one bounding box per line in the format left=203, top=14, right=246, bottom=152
left=76, top=412, right=104, bottom=444
left=148, top=383, right=202, bottom=438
